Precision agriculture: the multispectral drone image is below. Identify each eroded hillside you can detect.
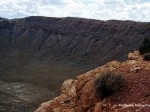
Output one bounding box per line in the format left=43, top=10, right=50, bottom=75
left=0, top=17, right=150, bottom=68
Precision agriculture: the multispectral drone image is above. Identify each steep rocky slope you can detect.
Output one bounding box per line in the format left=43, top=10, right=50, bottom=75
left=0, top=16, right=150, bottom=85
left=0, top=16, right=150, bottom=67
left=35, top=51, right=150, bottom=112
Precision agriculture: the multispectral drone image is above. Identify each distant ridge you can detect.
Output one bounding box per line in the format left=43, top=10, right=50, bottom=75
left=0, top=17, right=7, bottom=20
left=0, top=16, right=149, bottom=66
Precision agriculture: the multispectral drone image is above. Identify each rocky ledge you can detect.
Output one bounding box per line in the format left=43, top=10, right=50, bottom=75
left=35, top=51, right=150, bottom=112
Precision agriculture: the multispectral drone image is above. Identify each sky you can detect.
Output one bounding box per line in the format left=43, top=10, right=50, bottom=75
left=0, top=0, right=150, bottom=22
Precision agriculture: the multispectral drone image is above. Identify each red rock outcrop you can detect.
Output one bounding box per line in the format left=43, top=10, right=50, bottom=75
left=35, top=51, right=150, bottom=112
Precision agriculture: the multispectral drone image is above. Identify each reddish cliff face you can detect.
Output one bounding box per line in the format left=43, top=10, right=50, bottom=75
left=35, top=51, right=150, bottom=112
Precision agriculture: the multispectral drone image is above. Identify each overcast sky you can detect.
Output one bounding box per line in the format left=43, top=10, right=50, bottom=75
left=0, top=0, right=149, bottom=22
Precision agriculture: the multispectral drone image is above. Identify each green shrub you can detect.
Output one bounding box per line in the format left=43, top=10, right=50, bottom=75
left=95, top=72, right=126, bottom=99
left=143, top=53, right=150, bottom=61
left=139, top=37, right=150, bottom=55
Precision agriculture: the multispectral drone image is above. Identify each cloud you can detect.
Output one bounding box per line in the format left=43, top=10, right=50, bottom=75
left=0, top=0, right=149, bottom=22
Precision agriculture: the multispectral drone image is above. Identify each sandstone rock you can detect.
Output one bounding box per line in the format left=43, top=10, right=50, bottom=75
left=93, top=102, right=103, bottom=112
left=126, top=60, right=137, bottom=65
left=52, top=108, right=61, bottom=112
left=109, top=61, right=120, bottom=67
left=35, top=51, right=150, bottom=112
left=61, top=79, right=77, bottom=97
left=128, top=51, right=140, bottom=60
left=35, top=102, right=51, bottom=112
left=130, top=66, right=141, bottom=73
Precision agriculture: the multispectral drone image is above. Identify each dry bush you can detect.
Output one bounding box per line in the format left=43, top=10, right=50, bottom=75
left=143, top=53, right=150, bottom=61
left=139, top=37, right=150, bottom=55
left=95, top=72, right=126, bottom=99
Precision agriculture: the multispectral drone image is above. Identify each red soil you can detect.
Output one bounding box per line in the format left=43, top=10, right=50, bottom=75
left=104, top=68, right=150, bottom=112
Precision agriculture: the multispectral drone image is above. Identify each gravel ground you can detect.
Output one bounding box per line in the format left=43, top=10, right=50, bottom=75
left=0, top=82, right=56, bottom=112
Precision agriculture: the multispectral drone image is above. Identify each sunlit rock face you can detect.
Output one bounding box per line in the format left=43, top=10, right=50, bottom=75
left=35, top=51, right=150, bottom=112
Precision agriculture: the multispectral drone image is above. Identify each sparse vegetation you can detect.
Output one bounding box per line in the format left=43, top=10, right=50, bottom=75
left=139, top=37, right=150, bottom=55
left=143, top=53, right=150, bottom=61
left=95, top=72, right=126, bottom=99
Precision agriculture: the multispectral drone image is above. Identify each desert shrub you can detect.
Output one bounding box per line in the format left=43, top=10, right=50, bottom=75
left=139, top=37, right=150, bottom=55
left=95, top=72, right=126, bottom=99
left=143, top=53, right=150, bottom=61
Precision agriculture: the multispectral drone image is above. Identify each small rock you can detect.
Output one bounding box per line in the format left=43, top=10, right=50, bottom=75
left=61, top=97, right=71, bottom=104
left=128, top=51, right=139, bottom=60
left=52, top=108, right=61, bottom=112
left=130, top=66, right=141, bottom=73
left=61, top=79, right=76, bottom=97
left=93, top=102, right=103, bottom=112
left=127, top=60, right=137, bottom=65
